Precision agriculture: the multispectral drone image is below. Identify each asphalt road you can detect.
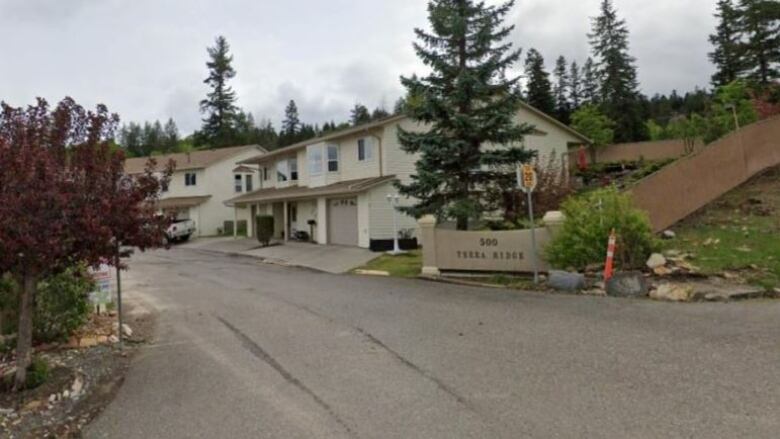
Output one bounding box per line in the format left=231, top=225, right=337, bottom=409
left=86, top=248, right=780, bottom=438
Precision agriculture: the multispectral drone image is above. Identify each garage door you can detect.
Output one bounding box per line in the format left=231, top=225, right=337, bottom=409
left=328, top=198, right=358, bottom=246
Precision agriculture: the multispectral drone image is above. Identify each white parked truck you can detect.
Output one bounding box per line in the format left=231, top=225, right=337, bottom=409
left=165, top=219, right=196, bottom=243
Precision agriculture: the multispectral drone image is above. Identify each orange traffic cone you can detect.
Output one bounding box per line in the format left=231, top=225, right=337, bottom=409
left=604, top=229, right=617, bottom=281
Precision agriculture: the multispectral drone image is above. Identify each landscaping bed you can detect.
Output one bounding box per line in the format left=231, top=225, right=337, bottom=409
left=0, top=305, right=155, bottom=438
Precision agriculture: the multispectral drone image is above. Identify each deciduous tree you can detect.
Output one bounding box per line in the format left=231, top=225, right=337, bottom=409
left=0, top=98, right=171, bottom=389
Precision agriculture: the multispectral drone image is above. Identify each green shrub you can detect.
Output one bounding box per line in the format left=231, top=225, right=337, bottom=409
left=256, top=215, right=275, bottom=246
left=0, top=266, right=93, bottom=343
left=545, top=187, right=657, bottom=271
left=35, top=266, right=93, bottom=343
left=26, top=356, right=50, bottom=389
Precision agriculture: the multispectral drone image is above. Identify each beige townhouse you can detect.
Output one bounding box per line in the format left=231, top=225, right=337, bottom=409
left=226, top=103, right=590, bottom=250
left=124, top=145, right=266, bottom=237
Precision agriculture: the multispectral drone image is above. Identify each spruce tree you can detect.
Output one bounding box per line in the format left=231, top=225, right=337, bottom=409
left=524, top=48, right=555, bottom=114
left=738, top=0, right=780, bottom=84
left=350, top=103, right=371, bottom=125
left=553, top=55, right=571, bottom=123
left=162, top=118, right=179, bottom=153
left=569, top=61, right=583, bottom=111
left=397, top=0, right=534, bottom=230
left=199, top=35, right=238, bottom=148
left=589, top=0, right=645, bottom=142
left=581, top=57, right=599, bottom=104
left=709, top=0, right=745, bottom=86
left=279, top=100, right=301, bottom=146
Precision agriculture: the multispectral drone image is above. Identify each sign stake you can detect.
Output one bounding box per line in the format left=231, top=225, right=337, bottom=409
left=518, top=163, right=539, bottom=284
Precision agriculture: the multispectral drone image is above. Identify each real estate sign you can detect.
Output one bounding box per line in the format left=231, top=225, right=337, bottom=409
left=90, top=264, right=113, bottom=306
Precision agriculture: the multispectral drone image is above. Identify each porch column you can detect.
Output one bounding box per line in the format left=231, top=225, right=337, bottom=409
left=233, top=207, right=238, bottom=239
left=283, top=200, right=289, bottom=242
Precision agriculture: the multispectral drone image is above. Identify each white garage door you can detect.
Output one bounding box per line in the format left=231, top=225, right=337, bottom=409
left=328, top=198, right=358, bottom=246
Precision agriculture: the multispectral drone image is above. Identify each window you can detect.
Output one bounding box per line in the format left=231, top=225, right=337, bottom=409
left=185, top=172, right=197, bottom=186
left=263, top=167, right=269, bottom=181
left=245, top=174, right=253, bottom=192
left=358, top=138, right=373, bottom=161
left=290, top=159, right=298, bottom=181
left=308, top=147, right=323, bottom=175
left=327, top=145, right=339, bottom=172
left=291, top=206, right=297, bottom=222
left=277, top=160, right=289, bottom=182
left=234, top=174, right=243, bottom=193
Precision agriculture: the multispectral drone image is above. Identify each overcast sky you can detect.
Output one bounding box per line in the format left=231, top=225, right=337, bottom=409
left=0, top=0, right=718, bottom=135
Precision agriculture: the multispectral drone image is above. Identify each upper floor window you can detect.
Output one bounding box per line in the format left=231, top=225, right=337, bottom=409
left=234, top=174, right=243, bottom=193
left=358, top=138, right=373, bottom=161
left=245, top=174, right=253, bottom=192
left=308, top=147, right=323, bottom=175
left=185, top=172, right=197, bottom=186
left=327, top=145, right=339, bottom=172
left=277, top=160, right=289, bottom=182
left=289, top=159, right=298, bottom=181
left=262, top=167, right=269, bottom=181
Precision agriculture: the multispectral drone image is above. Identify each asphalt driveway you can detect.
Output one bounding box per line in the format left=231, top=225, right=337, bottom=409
left=86, top=248, right=780, bottom=438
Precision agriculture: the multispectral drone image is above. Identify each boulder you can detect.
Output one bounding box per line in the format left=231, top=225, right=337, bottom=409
left=121, top=324, right=133, bottom=337
left=662, top=230, right=676, bottom=239
left=650, top=283, right=694, bottom=302
left=646, top=253, right=667, bottom=270
left=547, top=270, right=586, bottom=291
left=606, top=272, right=649, bottom=297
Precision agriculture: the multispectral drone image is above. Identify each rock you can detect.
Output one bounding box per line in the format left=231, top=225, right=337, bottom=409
left=547, top=270, right=586, bottom=291
left=354, top=269, right=390, bottom=276
left=121, top=324, right=133, bottom=337
left=108, top=335, right=119, bottom=344
left=646, top=253, right=667, bottom=270
left=722, top=271, right=740, bottom=280
left=48, top=394, right=57, bottom=403
left=79, top=336, right=98, bottom=348
left=23, top=400, right=43, bottom=412
left=582, top=288, right=607, bottom=296
left=63, top=390, right=70, bottom=399
left=71, top=376, right=84, bottom=398
left=97, top=335, right=109, bottom=344
left=606, top=272, right=649, bottom=298
left=650, top=283, right=694, bottom=302
left=653, top=266, right=672, bottom=276
left=662, top=230, right=676, bottom=239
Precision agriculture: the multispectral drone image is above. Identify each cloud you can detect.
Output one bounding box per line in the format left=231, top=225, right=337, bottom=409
left=0, top=0, right=719, bottom=135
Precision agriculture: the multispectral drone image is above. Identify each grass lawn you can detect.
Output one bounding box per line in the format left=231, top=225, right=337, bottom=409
left=662, top=167, right=780, bottom=289
left=358, top=250, right=422, bottom=278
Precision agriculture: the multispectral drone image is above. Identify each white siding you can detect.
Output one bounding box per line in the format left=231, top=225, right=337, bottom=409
left=366, top=182, right=419, bottom=242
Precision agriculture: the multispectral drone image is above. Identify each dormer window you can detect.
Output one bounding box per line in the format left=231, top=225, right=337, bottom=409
left=185, top=172, right=197, bottom=186
left=234, top=174, right=243, bottom=193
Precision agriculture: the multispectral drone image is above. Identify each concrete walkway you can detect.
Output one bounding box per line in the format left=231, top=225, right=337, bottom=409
left=180, top=237, right=377, bottom=274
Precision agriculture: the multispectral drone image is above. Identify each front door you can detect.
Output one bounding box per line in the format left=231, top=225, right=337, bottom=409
left=327, top=198, right=358, bottom=246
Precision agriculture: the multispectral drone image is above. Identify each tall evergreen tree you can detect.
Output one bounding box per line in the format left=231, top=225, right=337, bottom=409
left=371, top=107, right=391, bottom=121
left=524, top=48, right=555, bottom=114
left=553, top=55, right=571, bottom=123
left=589, top=0, right=645, bottom=142
left=709, top=0, right=745, bottom=86
left=397, top=0, right=534, bottom=230
left=581, top=57, right=599, bottom=104
left=162, top=118, right=179, bottom=153
left=569, top=61, right=583, bottom=111
left=738, top=0, right=780, bottom=84
left=279, top=100, right=301, bottom=146
left=350, top=103, right=371, bottom=125
left=198, top=35, right=238, bottom=147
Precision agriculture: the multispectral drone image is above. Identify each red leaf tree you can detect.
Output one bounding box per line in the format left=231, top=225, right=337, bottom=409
left=0, top=98, right=172, bottom=389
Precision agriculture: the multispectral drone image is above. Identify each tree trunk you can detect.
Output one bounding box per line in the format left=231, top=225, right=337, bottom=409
left=13, top=273, right=37, bottom=391
left=456, top=216, right=469, bottom=231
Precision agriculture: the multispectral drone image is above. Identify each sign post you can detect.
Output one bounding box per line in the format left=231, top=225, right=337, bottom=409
left=517, top=164, right=539, bottom=284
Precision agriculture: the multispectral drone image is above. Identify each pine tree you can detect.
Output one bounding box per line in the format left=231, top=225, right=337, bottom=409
left=581, top=57, right=599, bottom=104
left=589, top=0, right=646, bottom=142
left=371, top=107, right=391, bottom=121
left=569, top=61, right=583, bottom=111
left=162, top=118, right=179, bottom=153
left=198, top=35, right=238, bottom=148
left=278, top=100, right=301, bottom=146
left=524, top=48, right=555, bottom=114
left=397, top=0, right=534, bottom=230
left=738, top=0, right=780, bottom=84
left=350, top=103, right=371, bottom=125
left=709, top=0, right=745, bottom=86
left=553, top=55, right=571, bottom=123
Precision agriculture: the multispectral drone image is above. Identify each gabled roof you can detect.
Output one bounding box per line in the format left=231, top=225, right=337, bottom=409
left=239, top=104, right=591, bottom=166
left=124, top=145, right=266, bottom=175
left=226, top=176, right=396, bottom=207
